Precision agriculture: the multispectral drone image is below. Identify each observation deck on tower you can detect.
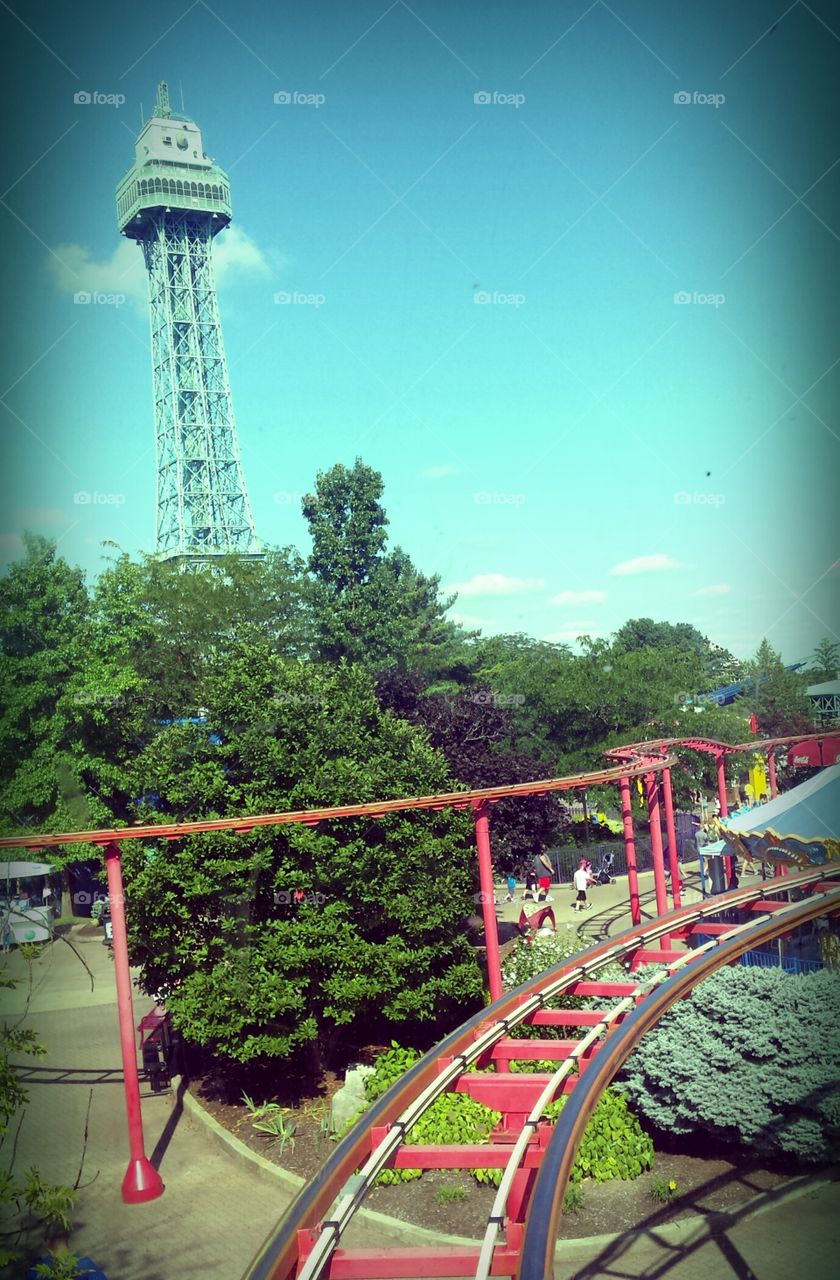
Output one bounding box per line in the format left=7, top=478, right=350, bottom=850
left=116, top=80, right=232, bottom=237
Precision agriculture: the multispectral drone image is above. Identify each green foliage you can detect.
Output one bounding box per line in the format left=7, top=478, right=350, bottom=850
left=303, top=459, right=465, bottom=672
left=649, top=1176, right=678, bottom=1203
left=241, top=1093, right=297, bottom=1155
left=31, top=1251, right=84, bottom=1279
left=619, top=966, right=840, bottom=1163
left=562, top=1182, right=585, bottom=1214
left=743, top=639, right=814, bottom=737
left=546, top=1090, right=654, bottom=1184
left=809, top=638, right=839, bottom=683
left=122, top=651, right=484, bottom=1067
left=436, top=1181, right=468, bottom=1205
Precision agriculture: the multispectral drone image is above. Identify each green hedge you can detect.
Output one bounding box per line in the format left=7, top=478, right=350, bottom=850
left=618, top=965, right=840, bottom=1163
left=356, top=1044, right=652, bottom=1187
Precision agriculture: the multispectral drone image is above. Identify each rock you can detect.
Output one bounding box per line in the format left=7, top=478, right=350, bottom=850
left=328, top=1063, right=375, bottom=1134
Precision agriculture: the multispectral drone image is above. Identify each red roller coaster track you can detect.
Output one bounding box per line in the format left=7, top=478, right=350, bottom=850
left=238, top=867, right=839, bottom=1280
left=1, top=730, right=835, bottom=1229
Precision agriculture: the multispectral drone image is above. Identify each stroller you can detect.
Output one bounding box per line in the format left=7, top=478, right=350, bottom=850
left=593, top=851, right=616, bottom=885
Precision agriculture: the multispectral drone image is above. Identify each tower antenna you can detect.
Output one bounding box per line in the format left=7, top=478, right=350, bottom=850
left=179, top=80, right=185, bottom=113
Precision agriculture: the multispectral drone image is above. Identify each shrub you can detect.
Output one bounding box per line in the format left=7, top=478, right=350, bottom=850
left=546, top=1089, right=654, bottom=1184
left=618, top=966, right=840, bottom=1163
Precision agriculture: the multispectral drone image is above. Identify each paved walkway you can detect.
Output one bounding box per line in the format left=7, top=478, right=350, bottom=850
left=3, top=883, right=837, bottom=1279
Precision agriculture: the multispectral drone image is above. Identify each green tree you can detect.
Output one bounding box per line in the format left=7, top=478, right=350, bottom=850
left=122, top=640, right=484, bottom=1070
left=808, top=638, right=839, bottom=683
left=0, top=536, right=90, bottom=843
left=743, top=640, right=814, bottom=737
left=302, top=459, right=469, bottom=672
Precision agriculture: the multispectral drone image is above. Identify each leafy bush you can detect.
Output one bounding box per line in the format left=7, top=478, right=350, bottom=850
left=619, top=966, right=840, bottom=1163
left=547, top=1089, right=653, bottom=1184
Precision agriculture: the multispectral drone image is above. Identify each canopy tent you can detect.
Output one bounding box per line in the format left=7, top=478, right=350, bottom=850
left=721, top=764, right=840, bottom=868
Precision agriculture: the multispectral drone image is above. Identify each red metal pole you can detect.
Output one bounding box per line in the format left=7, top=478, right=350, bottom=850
left=473, top=802, right=503, bottom=1003
left=715, top=753, right=734, bottom=883
left=105, top=843, right=165, bottom=1204
left=618, top=776, right=641, bottom=926
left=715, top=755, right=729, bottom=819
left=661, top=767, right=681, bottom=910
left=644, top=773, right=670, bottom=949
left=767, top=750, right=779, bottom=798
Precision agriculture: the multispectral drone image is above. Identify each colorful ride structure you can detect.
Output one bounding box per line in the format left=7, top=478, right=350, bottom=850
left=0, top=729, right=837, bottom=1272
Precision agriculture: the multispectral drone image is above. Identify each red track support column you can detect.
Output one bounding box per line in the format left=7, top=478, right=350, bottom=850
left=473, top=801, right=503, bottom=1003
left=618, top=776, right=641, bottom=926
left=644, top=773, right=670, bottom=949
left=715, top=754, right=734, bottom=883
left=105, top=843, right=165, bottom=1204
left=661, top=767, right=681, bottom=910
left=715, top=755, right=729, bottom=819
left=767, top=750, right=779, bottom=798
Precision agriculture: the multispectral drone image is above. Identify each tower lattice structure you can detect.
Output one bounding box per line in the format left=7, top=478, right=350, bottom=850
left=116, top=81, right=260, bottom=564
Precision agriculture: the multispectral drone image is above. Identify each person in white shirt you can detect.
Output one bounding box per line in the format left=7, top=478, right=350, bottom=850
left=572, top=864, right=592, bottom=911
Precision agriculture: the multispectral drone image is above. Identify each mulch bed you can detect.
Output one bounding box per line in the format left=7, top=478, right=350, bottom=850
left=190, top=1069, right=811, bottom=1241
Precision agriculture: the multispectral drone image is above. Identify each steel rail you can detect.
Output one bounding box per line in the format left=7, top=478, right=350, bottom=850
left=470, top=888, right=831, bottom=1280
left=0, top=756, right=677, bottom=851
left=242, top=867, right=837, bottom=1280
left=518, top=886, right=840, bottom=1280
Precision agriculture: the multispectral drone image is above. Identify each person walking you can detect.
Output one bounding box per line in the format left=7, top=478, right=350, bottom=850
left=572, top=861, right=592, bottom=911
left=532, top=850, right=554, bottom=902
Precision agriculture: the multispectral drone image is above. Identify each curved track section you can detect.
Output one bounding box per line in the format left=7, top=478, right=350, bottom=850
left=243, top=865, right=840, bottom=1280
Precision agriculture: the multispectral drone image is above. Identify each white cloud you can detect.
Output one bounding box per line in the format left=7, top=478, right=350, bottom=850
left=449, top=610, right=490, bottom=627
left=446, top=572, right=545, bottom=598
left=421, top=464, right=460, bottom=479
left=549, top=588, right=607, bottom=606
left=47, top=224, right=272, bottom=307
left=692, top=583, right=731, bottom=597
left=609, top=553, right=684, bottom=576
left=543, top=624, right=599, bottom=643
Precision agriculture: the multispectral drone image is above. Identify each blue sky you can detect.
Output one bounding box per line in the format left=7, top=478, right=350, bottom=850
left=1, top=0, right=837, bottom=661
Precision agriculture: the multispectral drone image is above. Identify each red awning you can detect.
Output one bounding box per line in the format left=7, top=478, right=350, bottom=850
left=820, top=737, right=840, bottom=766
